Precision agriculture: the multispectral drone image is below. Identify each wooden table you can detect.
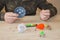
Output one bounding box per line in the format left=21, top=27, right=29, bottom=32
left=0, top=21, right=60, bottom=40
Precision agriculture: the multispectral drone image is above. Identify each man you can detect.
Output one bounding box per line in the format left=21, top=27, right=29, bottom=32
left=0, top=0, right=57, bottom=23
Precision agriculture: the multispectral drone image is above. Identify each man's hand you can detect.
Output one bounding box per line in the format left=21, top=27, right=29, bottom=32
left=40, top=10, right=50, bottom=21
left=4, top=12, right=19, bottom=23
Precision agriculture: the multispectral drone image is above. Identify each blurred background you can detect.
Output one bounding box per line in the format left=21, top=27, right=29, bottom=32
left=1, top=0, right=60, bottom=22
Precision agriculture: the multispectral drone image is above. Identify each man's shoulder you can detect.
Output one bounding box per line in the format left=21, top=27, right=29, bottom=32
left=0, top=0, right=7, bottom=3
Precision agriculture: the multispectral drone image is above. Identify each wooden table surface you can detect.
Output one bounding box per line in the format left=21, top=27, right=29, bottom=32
left=0, top=21, right=60, bottom=40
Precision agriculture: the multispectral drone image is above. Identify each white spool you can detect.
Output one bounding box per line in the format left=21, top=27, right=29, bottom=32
left=17, top=23, right=27, bottom=33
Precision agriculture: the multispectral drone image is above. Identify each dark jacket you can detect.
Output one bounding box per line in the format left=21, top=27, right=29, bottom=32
left=0, top=0, right=57, bottom=21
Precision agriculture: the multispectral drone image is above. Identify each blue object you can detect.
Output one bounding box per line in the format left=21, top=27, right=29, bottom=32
left=14, top=7, right=26, bottom=18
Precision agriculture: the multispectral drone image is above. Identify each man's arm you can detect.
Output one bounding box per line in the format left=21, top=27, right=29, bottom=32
left=37, top=0, right=57, bottom=18
left=0, top=0, right=6, bottom=21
